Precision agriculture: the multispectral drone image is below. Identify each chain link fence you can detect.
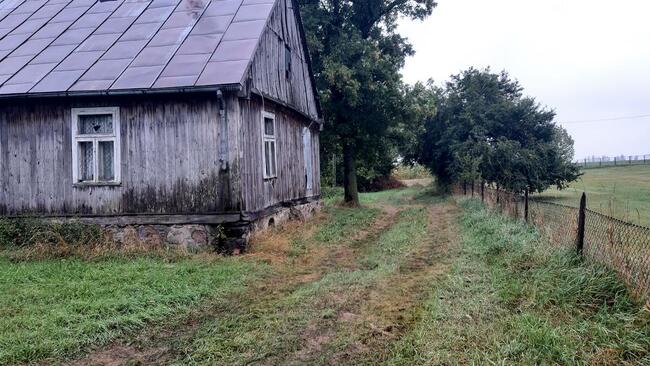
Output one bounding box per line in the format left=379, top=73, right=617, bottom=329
left=456, top=183, right=650, bottom=300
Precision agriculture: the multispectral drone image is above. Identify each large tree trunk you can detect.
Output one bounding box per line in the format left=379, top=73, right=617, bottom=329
left=343, top=142, right=360, bottom=206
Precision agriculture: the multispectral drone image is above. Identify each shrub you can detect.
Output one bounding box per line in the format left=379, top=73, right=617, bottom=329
left=0, top=218, right=102, bottom=250
left=392, top=163, right=432, bottom=180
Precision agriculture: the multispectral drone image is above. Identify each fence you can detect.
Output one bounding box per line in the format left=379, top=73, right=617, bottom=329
left=578, top=154, right=650, bottom=169
left=457, top=183, right=650, bottom=300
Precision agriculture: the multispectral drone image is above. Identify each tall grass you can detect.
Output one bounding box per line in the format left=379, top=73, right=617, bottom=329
left=385, top=199, right=650, bottom=365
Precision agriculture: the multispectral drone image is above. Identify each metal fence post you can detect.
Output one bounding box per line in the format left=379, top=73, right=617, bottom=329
left=577, top=192, right=587, bottom=256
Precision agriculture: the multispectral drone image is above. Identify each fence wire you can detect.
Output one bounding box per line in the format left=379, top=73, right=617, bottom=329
left=458, top=184, right=650, bottom=299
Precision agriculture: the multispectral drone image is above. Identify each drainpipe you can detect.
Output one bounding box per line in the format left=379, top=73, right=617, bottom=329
left=217, top=90, right=229, bottom=172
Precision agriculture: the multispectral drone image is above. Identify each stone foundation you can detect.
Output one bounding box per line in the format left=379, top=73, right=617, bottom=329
left=102, top=200, right=322, bottom=253
left=250, top=200, right=322, bottom=233
left=104, top=224, right=214, bottom=252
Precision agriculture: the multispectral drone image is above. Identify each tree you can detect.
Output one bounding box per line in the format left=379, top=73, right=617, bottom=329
left=299, top=0, right=437, bottom=205
left=417, top=68, right=580, bottom=194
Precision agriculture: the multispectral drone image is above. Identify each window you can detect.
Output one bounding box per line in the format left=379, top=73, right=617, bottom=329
left=71, top=107, right=121, bottom=185
left=285, top=45, right=292, bottom=79
left=262, top=112, right=277, bottom=179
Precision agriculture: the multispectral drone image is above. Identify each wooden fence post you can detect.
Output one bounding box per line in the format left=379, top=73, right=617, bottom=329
left=481, top=181, right=485, bottom=202
left=463, top=182, right=467, bottom=195
left=576, top=192, right=587, bottom=256
left=524, top=188, right=529, bottom=223
left=496, top=184, right=500, bottom=204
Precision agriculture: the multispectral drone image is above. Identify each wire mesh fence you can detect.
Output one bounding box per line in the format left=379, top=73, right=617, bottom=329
left=456, top=183, right=650, bottom=300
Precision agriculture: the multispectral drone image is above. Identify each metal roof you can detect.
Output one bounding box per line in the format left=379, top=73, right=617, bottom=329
left=0, top=0, right=275, bottom=97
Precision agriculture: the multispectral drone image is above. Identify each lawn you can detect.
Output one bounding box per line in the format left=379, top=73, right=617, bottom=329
left=383, top=199, right=650, bottom=365
left=536, top=164, right=650, bottom=227
left=0, top=185, right=648, bottom=365
left=0, top=256, right=264, bottom=365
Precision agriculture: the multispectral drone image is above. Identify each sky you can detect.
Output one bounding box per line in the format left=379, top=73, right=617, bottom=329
left=398, top=0, right=650, bottom=160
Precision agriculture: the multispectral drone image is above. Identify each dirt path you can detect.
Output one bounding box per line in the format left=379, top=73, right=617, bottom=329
left=62, top=191, right=460, bottom=366
left=286, top=202, right=460, bottom=365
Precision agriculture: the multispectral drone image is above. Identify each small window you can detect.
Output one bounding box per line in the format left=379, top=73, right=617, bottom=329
left=71, top=107, right=121, bottom=185
left=262, top=112, right=277, bottom=179
left=285, top=45, right=292, bottom=79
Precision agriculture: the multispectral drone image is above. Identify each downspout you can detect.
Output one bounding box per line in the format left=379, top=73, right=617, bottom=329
left=217, top=90, right=229, bottom=172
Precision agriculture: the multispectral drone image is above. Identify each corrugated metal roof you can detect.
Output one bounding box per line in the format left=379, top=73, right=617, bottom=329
left=0, top=0, right=275, bottom=96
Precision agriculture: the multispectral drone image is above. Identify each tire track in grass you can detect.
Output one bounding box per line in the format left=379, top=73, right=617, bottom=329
left=61, top=202, right=398, bottom=366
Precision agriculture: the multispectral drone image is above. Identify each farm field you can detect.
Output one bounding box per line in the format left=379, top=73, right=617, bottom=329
left=0, top=186, right=648, bottom=365
left=536, top=164, right=650, bottom=227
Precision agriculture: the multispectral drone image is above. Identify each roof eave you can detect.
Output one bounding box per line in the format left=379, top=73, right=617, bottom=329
left=0, top=84, right=243, bottom=100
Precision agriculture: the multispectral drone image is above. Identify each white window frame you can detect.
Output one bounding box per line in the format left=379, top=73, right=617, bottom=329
left=71, top=107, right=121, bottom=186
left=262, top=111, right=278, bottom=179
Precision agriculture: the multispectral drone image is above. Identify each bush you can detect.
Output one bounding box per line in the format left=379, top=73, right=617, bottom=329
left=321, top=186, right=344, bottom=200
left=392, top=163, right=432, bottom=180
left=0, top=218, right=102, bottom=249
left=360, top=176, right=406, bottom=192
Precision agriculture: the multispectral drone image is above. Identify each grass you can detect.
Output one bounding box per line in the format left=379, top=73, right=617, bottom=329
left=383, top=199, right=650, bottom=365
left=314, top=205, right=380, bottom=243
left=2, top=185, right=649, bottom=365
left=0, top=256, right=264, bottom=365
left=538, top=164, right=650, bottom=227
left=172, top=195, right=433, bottom=365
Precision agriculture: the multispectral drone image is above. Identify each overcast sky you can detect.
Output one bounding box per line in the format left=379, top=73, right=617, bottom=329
left=398, top=0, right=650, bottom=160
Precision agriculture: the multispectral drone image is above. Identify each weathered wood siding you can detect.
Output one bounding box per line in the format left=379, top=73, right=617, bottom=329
left=237, top=95, right=320, bottom=212
left=247, top=0, right=319, bottom=121
left=0, top=94, right=240, bottom=216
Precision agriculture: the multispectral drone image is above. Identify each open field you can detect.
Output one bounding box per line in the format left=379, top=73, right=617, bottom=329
left=537, top=164, right=650, bottom=227
left=0, top=186, right=648, bottom=365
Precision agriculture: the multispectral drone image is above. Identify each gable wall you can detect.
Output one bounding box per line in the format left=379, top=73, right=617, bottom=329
left=236, top=95, right=320, bottom=213
left=247, top=0, right=320, bottom=121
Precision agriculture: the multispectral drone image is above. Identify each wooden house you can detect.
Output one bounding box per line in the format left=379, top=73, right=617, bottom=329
left=0, top=0, right=322, bottom=250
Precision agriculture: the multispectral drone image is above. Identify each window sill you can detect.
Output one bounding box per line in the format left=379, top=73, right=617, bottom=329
left=73, top=182, right=122, bottom=188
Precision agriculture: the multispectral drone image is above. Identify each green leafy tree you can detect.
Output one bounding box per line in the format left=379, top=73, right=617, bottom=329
left=299, top=0, right=437, bottom=205
left=418, top=68, right=580, bottom=194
